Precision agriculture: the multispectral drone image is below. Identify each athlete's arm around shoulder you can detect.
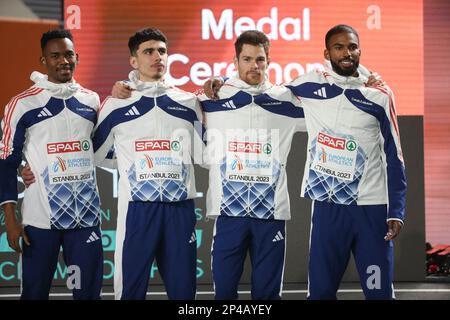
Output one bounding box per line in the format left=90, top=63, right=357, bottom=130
left=77, top=87, right=101, bottom=111
left=168, top=88, right=207, bottom=167
left=192, top=97, right=208, bottom=168
left=287, top=69, right=327, bottom=88
left=92, top=96, right=122, bottom=166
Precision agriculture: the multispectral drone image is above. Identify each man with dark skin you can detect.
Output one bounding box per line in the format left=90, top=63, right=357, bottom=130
left=0, top=29, right=103, bottom=300
left=5, top=35, right=77, bottom=252
left=297, top=25, right=404, bottom=299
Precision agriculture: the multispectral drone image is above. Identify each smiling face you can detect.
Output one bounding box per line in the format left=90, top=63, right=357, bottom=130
left=41, top=37, right=78, bottom=83
left=325, top=31, right=361, bottom=77
left=129, top=40, right=167, bottom=82
left=235, top=43, right=269, bottom=85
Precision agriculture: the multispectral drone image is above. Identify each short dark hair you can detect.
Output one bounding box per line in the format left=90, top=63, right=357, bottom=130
left=325, top=24, right=359, bottom=49
left=128, top=28, right=168, bottom=55
left=41, top=29, right=74, bottom=51
left=234, top=30, right=270, bottom=59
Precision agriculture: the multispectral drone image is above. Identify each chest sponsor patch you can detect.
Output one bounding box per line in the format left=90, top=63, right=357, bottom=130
left=46, top=140, right=94, bottom=184
left=225, top=138, right=274, bottom=184
left=134, top=139, right=183, bottom=181
left=311, top=132, right=358, bottom=181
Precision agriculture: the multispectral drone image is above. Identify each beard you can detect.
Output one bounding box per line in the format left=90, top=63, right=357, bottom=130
left=330, top=58, right=359, bottom=77
left=240, top=71, right=263, bottom=85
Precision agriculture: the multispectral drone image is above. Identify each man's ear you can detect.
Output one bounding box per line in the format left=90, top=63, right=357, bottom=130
left=40, top=56, right=46, bottom=65
left=324, top=49, right=330, bottom=60
left=130, top=55, right=139, bottom=69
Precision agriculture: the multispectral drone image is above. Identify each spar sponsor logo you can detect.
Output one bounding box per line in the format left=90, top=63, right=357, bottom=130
left=135, top=140, right=181, bottom=152
left=47, top=140, right=84, bottom=154
left=228, top=141, right=261, bottom=153
left=171, top=141, right=181, bottom=151
left=317, top=132, right=345, bottom=150
left=263, top=143, right=272, bottom=154
left=81, top=140, right=90, bottom=151
left=317, top=132, right=357, bottom=152
left=135, top=140, right=171, bottom=152
left=346, top=140, right=357, bottom=151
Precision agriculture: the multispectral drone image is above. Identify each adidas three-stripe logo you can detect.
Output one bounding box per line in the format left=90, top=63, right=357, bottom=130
left=189, top=232, right=197, bottom=244
left=86, top=231, right=100, bottom=243
left=125, top=106, right=140, bottom=116
left=313, top=87, right=327, bottom=98
left=272, top=230, right=284, bottom=242
left=37, top=107, right=53, bottom=118
left=222, top=100, right=237, bottom=109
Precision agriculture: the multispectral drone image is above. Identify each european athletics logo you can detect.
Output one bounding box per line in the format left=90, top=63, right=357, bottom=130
left=52, top=157, right=67, bottom=173
left=319, top=147, right=327, bottom=163
left=231, top=155, right=244, bottom=170
left=140, top=154, right=154, bottom=169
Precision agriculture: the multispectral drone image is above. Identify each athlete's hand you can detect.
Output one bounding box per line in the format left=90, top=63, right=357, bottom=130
left=367, top=71, right=386, bottom=87
left=203, top=77, right=224, bottom=100
left=384, top=220, right=402, bottom=241
left=21, top=163, right=35, bottom=188
left=5, top=216, right=30, bottom=253
left=112, top=81, right=133, bottom=99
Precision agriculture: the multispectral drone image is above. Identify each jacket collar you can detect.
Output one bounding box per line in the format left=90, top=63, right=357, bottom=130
left=127, top=70, right=173, bottom=94
left=225, top=75, right=273, bottom=95
left=30, top=71, right=80, bottom=99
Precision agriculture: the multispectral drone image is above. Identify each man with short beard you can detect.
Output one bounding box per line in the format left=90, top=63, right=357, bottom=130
left=199, top=30, right=306, bottom=300
left=288, top=24, right=406, bottom=300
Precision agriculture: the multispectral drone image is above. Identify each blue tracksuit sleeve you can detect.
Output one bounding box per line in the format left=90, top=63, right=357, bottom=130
left=0, top=157, right=20, bottom=204
left=291, top=92, right=306, bottom=133
left=0, top=100, right=26, bottom=204
left=381, top=89, right=407, bottom=222
left=192, top=99, right=207, bottom=168
left=92, top=97, right=116, bottom=168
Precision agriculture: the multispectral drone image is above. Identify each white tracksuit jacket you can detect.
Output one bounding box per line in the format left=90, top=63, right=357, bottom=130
left=93, top=71, right=204, bottom=203
left=199, top=77, right=305, bottom=220
left=287, top=64, right=406, bottom=222
left=0, top=72, right=101, bottom=230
